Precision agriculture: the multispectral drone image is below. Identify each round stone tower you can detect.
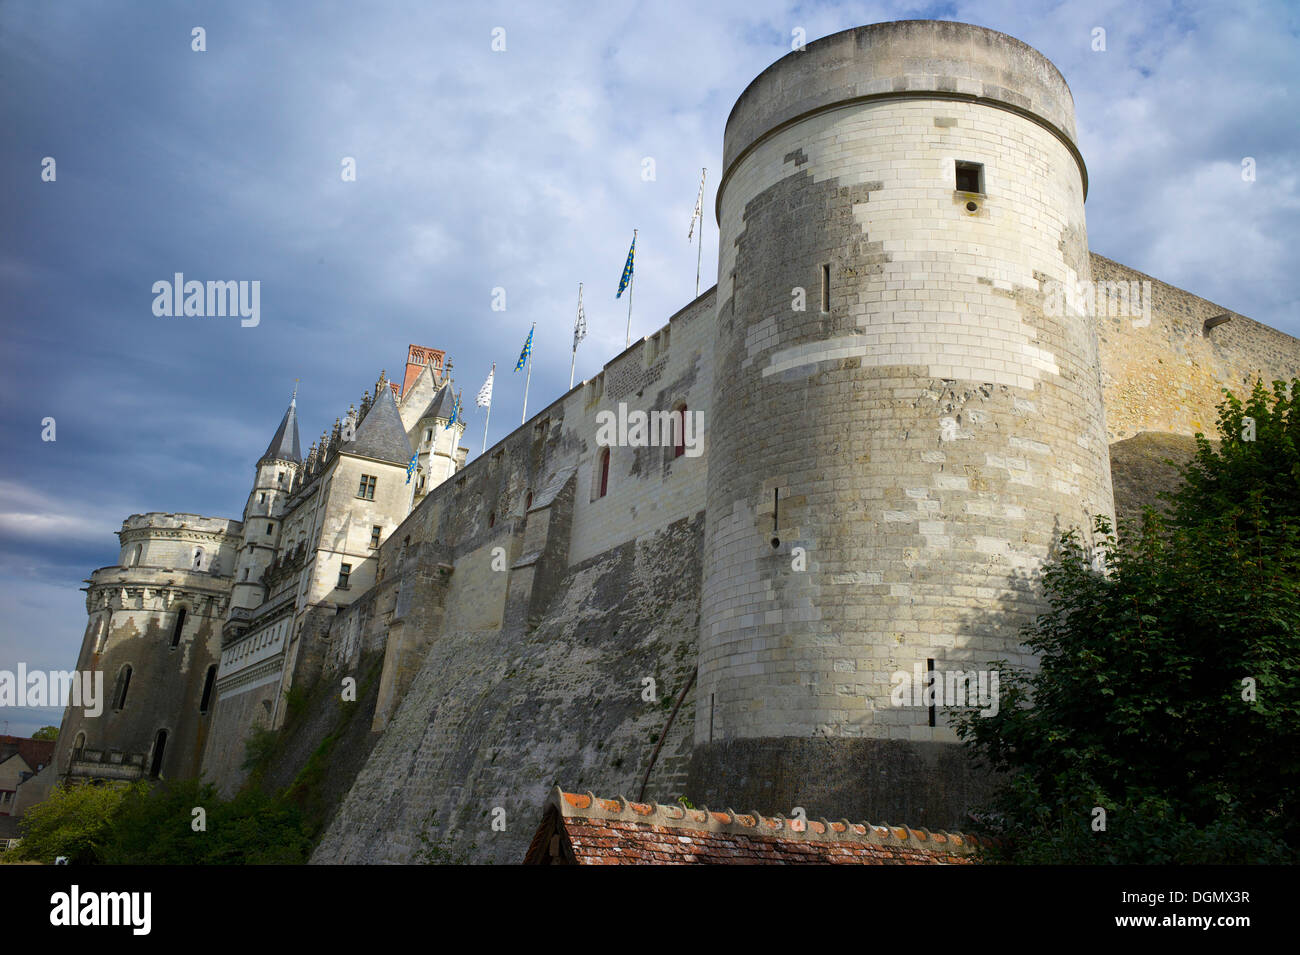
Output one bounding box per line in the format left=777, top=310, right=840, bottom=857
left=57, top=513, right=242, bottom=783
left=691, top=20, right=1114, bottom=826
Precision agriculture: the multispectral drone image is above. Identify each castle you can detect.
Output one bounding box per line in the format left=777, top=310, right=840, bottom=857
left=56, top=20, right=1300, bottom=863
left=58, top=346, right=467, bottom=784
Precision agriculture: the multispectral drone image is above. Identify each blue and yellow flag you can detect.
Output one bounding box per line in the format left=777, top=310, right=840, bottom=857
left=515, top=327, right=533, bottom=371
left=616, top=233, right=636, bottom=298
left=444, top=391, right=462, bottom=430
left=405, top=452, right=418, bottom=483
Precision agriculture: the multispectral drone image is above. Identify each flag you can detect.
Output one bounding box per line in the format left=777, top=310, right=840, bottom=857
left=573, top=284, right=587, bottom=350
left=476, top=366, right=494, bottom=408
left=515, top=327, right=533, bottom=371
left=689, top=168, right=706, bottom=240
left=405, top=452, right=418, bottom=484
left=444, top=391, right=462, bottom=430
left=616, top=233, right=635, bottom=298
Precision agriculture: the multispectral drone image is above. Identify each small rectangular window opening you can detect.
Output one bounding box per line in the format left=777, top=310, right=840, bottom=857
left=820, top=264, right=830, bottom=313
left=956, top=161, right=984, bottom=194
left=927, top=658, right=937, bottom=727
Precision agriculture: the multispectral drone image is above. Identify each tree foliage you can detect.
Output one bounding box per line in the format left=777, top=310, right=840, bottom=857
left=9, top=779, right=312, bottom=865
left=98, top=780, right=313, bottom=864
left=10, top=782, right=140, bottom=864
left=954, top=379, right=1299, bottom=863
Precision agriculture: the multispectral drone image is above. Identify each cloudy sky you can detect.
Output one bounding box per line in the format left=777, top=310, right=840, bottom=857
left=1, top=0, right=1296, bottom=736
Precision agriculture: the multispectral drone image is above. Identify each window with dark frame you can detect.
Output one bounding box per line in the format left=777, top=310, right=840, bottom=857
left=357, top=474, right=377, bottom=500
left=597, top=448, right=611, bottom=498
left=149, top=729, right=167, bottom=778
left=956, top=161, right=984, bottom=194
left=337, top=563, right=351, bottom=590
left=114, top=665, right=133, bottom=711
left=370, top=525, right=382, bottom=548
left=199, top=665, right=217, bottom=713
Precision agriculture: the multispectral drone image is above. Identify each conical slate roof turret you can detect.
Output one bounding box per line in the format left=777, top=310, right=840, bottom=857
left=345, top=383, right=414, bottom=465
left=259, top=392, right=302, bottom=465
left=419, top=381, right=458, bottom=423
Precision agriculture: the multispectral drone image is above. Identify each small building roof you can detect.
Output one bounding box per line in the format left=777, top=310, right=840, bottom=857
left=524, top=787, right=992, bottom=865
left=0, top=736, right=56, bottom=773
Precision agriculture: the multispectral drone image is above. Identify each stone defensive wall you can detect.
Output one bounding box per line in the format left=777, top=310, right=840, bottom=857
left=1092, top=253, right=1300, bottom=443
left=308, top=290, right=715, bottom=863
left=292, top=21, right=1298, bottom=863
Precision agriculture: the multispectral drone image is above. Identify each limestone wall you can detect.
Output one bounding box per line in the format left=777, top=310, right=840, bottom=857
left=117, top=513, right=242, bottom=576
left=699, top=19, right=1110, bottom=815
left=1093, top=253, right=1300, bottom=443
left=312, top=514, right=702, bottom=865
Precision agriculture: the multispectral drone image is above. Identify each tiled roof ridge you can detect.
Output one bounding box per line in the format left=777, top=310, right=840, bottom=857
left=548, top=786, right=995, bottom=854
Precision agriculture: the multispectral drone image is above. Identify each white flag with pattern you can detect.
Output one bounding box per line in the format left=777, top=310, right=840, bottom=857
left=688, top=168, right=706, bottom=240
left=574, top=283, right=587, bottom=350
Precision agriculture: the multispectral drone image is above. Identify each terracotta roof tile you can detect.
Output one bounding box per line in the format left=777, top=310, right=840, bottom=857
left=523, top=787, right=994, bottom=865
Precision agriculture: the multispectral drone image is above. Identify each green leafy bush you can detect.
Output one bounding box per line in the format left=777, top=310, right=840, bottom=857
left=954, top=380, right=1299, bottom=863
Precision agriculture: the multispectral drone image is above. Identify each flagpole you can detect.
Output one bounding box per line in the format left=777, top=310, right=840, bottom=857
left=695, top=168, right=706, bottom=298
left=453, top=389, right=463, bottom=472
left=625, top=229, right=636, bottom=347
left=626, top=273, right=634, bottom=347
left=569, top=283, right=581, bottom=390
left=521, top=323, right=535, bottom=424
left=481, top=363, right=494, bottom=454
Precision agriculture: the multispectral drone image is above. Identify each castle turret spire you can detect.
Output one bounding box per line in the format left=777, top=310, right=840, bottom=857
left=259, top=389, right=302, bottom=465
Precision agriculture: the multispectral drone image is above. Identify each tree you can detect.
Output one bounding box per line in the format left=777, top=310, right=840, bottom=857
left=30, top=726, right=59, bottom=741
left=12, top=782, right=141, bottom=864
left=98, top=780, right=313, bottom=865
left=953, top=379, right=1299, bottom=863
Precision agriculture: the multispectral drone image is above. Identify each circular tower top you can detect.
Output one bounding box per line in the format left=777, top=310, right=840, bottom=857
left=722, top=20, right=1084, bottom=202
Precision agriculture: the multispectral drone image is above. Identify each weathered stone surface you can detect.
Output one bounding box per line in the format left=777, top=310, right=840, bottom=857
left=311, top=515, right=703, bottom=864
left=688, top=737, right=996, bottom=830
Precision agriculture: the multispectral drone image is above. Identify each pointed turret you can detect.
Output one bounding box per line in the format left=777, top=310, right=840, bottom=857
left=233, top=386, right=302, bottom=617
left=259, top=390, right=302, bottom=465
left=419, top=381, right=457, bottom=423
